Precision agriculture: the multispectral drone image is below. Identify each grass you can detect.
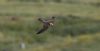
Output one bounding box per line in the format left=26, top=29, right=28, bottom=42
left=0, top=0, right=100, bottom=51
left=19, top=33, right=100, bottom=51
left=0, top=2, right=100, bottom=18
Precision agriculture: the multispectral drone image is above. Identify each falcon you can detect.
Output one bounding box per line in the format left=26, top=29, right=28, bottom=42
left=36, top=16, right=55, bottom=34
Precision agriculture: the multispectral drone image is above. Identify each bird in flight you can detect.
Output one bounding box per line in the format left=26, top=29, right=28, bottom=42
left=36, top=16, right=55, bottom=34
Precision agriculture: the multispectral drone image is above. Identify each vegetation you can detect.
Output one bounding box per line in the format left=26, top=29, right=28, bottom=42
left=0, top=0, right=100, bottom=51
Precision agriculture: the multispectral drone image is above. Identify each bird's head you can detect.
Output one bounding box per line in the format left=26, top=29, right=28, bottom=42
left=52, top=16, right=55, bottom=19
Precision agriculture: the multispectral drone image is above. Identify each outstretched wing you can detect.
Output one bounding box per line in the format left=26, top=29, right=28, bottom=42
left=36, top=26, right=49, bottom=34
left=38, top=18, right=46, bottom=23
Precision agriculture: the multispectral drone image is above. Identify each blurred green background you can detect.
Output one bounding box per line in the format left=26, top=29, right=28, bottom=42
left=0, top=0, right=100, bottom=51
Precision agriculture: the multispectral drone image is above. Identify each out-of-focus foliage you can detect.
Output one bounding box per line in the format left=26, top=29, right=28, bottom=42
left=49, top=15, right=100, bottom=36
left=0, top=0, right=100, bottom=51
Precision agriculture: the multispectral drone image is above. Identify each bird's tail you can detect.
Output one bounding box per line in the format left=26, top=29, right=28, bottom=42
left=36, top=28, right=47, bottom=34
